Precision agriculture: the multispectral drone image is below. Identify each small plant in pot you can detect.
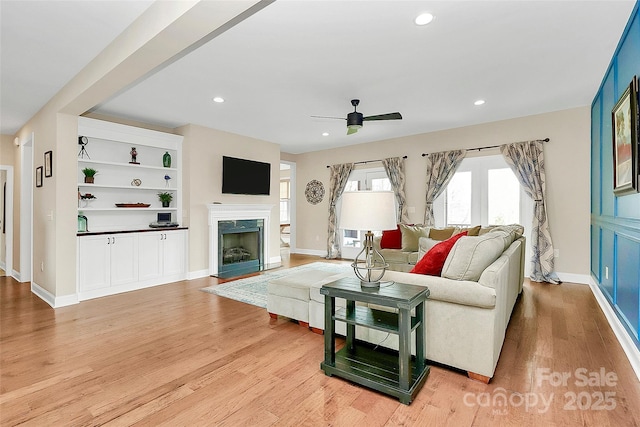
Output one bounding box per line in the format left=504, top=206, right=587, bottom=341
left=82, top=167, right=97, bottom=184
left=158, top=192, right=173, bottom=208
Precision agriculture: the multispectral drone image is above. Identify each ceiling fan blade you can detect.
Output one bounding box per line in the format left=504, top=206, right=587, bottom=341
left=311, top=115, right=346, bottom=120
left=347, top=127, right=359, bottom=135
left=363, top=112, right=402, bottom=121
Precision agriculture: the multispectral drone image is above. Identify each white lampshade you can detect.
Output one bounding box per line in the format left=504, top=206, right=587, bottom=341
left=339, top=191, right=397, bottom=231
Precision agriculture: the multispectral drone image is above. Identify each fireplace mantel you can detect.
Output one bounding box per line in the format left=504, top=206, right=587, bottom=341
left=207, top=204, right=274, bottom=276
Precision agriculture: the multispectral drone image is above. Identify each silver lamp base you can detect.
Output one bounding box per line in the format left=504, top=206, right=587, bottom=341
left=351, top=231, right=389, bottom=288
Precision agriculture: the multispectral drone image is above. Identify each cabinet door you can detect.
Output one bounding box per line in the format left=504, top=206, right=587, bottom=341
left=78, top=236, right=110, bottom=291
left=110, top=234, right=138, bottom=286
left=162, top=230, right=186, bottom=276
left=138, top=232, right=163, bottom=281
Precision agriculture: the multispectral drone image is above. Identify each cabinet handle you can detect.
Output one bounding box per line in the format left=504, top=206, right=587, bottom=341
left=112, top=237, right=115, bottom=244
left=107, top=237, right=110, bottom=245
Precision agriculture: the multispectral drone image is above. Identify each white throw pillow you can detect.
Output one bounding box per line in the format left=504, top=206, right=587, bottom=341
left=441, top=233, right=507, bottom=281
left=417, top=236, right=439, bottom=260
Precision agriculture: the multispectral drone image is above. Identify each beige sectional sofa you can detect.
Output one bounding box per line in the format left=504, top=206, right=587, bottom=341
left=308, top=225, right=526, bottom=383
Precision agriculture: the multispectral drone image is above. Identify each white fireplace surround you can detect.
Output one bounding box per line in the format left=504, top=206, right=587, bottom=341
left=208, top=204, right=275, bottom=276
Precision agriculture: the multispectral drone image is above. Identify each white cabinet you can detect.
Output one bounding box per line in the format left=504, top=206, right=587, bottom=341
left=138, top=230, right=186, bottom=282
left=78, top=230, right=186, bottom=301
left=78, top=233, right=138, bottom=298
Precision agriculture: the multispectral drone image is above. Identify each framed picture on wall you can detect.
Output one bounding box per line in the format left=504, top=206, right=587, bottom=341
left=36, top=166, right=43, bottom=188
left=611, top=76, right=638, bottom=196
left=44, top=150, right=53, bottom=177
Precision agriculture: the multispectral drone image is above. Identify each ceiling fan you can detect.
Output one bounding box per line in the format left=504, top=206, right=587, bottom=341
left=312, top=99, right=402, bottom=135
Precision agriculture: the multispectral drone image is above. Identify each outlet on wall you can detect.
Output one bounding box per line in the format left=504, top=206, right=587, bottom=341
left=554, top=249, right=560, bottom=258
left=40, top=261, right=44, bottom=272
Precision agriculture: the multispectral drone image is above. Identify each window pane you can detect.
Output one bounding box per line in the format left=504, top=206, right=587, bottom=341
left=279, top=180, right=289, bottom=198
left=342, top=229, right=361, bottom=247
left=371, top=178, right=391, bottom=191
left=488, top=168, right=519, bottom=225
left=446, top=171, right=471, bottom=226
left=344, top=181, right=359, bottom=192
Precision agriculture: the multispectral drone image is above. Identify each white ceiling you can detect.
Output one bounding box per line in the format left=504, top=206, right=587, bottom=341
left=1, top=1, right=636, bottom=154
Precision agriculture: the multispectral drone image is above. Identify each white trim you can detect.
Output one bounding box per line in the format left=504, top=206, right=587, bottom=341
left=188, top=269, right=209, bottom=280
left=556, top=272, right=591, bottom=285
left=589, top=276, right=640, bottom=382
left=0, top=166, right=14, bottom=281
left=31, top=282, right=79, bottom=308
left=291, top=248, right=327, bottom=257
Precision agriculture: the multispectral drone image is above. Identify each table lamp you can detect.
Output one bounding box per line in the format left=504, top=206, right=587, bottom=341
left=339, top=191, right=397, bottom=288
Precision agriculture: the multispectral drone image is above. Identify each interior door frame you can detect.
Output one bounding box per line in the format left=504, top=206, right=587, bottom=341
left=0, top=165, right=14, bottom=278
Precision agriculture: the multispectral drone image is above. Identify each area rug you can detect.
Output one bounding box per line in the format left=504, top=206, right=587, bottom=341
left=200, top=262, right=351, bottom=308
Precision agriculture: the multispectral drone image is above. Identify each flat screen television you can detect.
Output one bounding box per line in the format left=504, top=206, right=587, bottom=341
left=222, top=156, right=271, bottom=195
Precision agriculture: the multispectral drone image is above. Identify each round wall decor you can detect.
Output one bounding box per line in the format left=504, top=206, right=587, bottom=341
left=305, top=179, right=325, bottom=205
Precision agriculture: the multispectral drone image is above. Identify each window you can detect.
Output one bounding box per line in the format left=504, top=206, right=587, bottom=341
left=279, top=179, right=290, bottom=223
left=434, top=154, right=533, bottom=275
left=340, top=167, right=393, bottom=258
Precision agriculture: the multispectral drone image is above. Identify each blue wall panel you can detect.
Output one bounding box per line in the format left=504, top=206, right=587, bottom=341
left=591, top=1, right=640, bottom=353
left=616, top=235, right=640, bottom=340
left=600, top=69, right=616, bottom=218
left=601, top=228, right=616, bottom=301
left=591, top=225, right=601, bottom=280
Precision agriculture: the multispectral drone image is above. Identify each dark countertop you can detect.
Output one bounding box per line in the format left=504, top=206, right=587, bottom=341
left=77, top=227, right=188, bottom=237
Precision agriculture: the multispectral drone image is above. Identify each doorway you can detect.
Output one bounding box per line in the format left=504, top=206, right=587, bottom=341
left=0, top=166, right=14, bottom=278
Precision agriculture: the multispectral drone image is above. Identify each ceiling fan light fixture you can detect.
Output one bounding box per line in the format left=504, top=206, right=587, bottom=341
left=415, top=13, right=434, bottom=26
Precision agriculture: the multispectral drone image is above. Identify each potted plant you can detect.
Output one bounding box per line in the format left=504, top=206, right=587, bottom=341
left=158, top=191, right=173, bottom=208
left=82, top=167, right=97, bottom=184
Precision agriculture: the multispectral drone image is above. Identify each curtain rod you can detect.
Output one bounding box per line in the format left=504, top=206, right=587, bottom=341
left=421, top=138, right=550, bottom=156
left=326, top=155, right=407, bottom=168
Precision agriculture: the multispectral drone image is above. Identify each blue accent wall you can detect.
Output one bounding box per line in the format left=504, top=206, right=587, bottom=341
left=591, top=1, right=640, bottom=350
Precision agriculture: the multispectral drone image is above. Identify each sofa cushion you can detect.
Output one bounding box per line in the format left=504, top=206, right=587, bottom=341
left=380, top=225, right=402, bottom=249
left=410, top=231, right=468, bottom=276
left=429, top=227, right=456, bottom=241
left=378, top=248, right=414, bottom=264
left=441, top=233, right=507, bottom=281
left=382, top=270, right=496, bottom=309
left=454, top=225, right=481, bottom=236
left=417, top=237, right=440, bottom=260
left=399, top=224, right=430, bottom=252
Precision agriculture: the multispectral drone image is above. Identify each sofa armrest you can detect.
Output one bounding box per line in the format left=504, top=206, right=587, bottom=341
left=373, top=235, right=382, bottom=251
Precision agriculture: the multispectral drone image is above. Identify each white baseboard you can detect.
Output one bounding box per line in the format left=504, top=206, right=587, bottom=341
left=557, top=272, right=590, bottom=285
left=188, top=269, right=209, bottom=280
left=12, top=269, right=21, bottom=282
left=588, top=276, right=640, bottom=382
left=291, top=248, right=326, bottom=257
left=31, top=282, right=78, bottom=308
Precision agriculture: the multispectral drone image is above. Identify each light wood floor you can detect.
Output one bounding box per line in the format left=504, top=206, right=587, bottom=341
left=1, top=253, right=639, bottom=426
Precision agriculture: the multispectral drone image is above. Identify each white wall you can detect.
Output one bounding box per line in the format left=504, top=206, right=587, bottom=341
left=290, top=106, right=591, bottom=277
left=177, top=124, right=282, bottom=274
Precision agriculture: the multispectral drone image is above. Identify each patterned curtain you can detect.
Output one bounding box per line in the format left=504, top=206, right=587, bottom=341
left=382, top=157, right=409, bottom=223
left=326, top=163, right=354, bottom=259
left=500, top=140, right=561, bottom=284
left=423, top=150, right=466, bottom=226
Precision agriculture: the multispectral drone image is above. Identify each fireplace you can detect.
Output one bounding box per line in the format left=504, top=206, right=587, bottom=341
left=218, top=219, right=264, bottom=278
left=208, top=204, right=275, bottom=277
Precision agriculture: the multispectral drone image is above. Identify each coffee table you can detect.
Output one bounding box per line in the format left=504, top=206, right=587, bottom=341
left=320, top=277, right=430, bottom=404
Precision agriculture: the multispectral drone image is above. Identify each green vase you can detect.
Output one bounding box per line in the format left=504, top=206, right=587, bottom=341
left=163, top=151, right=172, bottom=168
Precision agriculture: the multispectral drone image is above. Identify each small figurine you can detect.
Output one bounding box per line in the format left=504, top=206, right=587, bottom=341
left=164, top=174, right=171, bottom=188
left=130, top=147, right=139, bottom=164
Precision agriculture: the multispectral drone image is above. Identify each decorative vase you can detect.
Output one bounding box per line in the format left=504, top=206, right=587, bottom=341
left=84, top=176, right=94, bottom=184
left=163, top=151, right=172, bottom=168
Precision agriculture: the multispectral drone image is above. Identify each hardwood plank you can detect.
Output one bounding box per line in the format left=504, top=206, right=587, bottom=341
left=1, top=256, right=639, bottom=426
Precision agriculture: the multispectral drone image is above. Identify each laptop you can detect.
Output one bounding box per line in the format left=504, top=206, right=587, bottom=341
left=149, top=212, right=179, bottom=228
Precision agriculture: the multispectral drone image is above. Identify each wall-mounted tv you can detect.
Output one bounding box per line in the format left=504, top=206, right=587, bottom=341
left=222, top=156, right=271, bottom=195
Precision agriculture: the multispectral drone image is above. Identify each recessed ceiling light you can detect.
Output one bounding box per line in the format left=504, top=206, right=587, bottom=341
left=474, top=99, right=485, bottom=106
left=415, top=13, right=434, bottom=26
left=322, top=132, right=329, bottom=137
left=212, top=97, right=225, bottom=103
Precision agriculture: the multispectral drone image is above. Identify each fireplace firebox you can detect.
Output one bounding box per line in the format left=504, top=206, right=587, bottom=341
left=217, top=219, right=264, bottom=278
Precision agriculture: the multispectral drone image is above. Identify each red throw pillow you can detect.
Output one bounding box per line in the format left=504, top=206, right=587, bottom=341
left=380, top=225, right=402, bottom=249
left=410, top=231, right=468, bottom=276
